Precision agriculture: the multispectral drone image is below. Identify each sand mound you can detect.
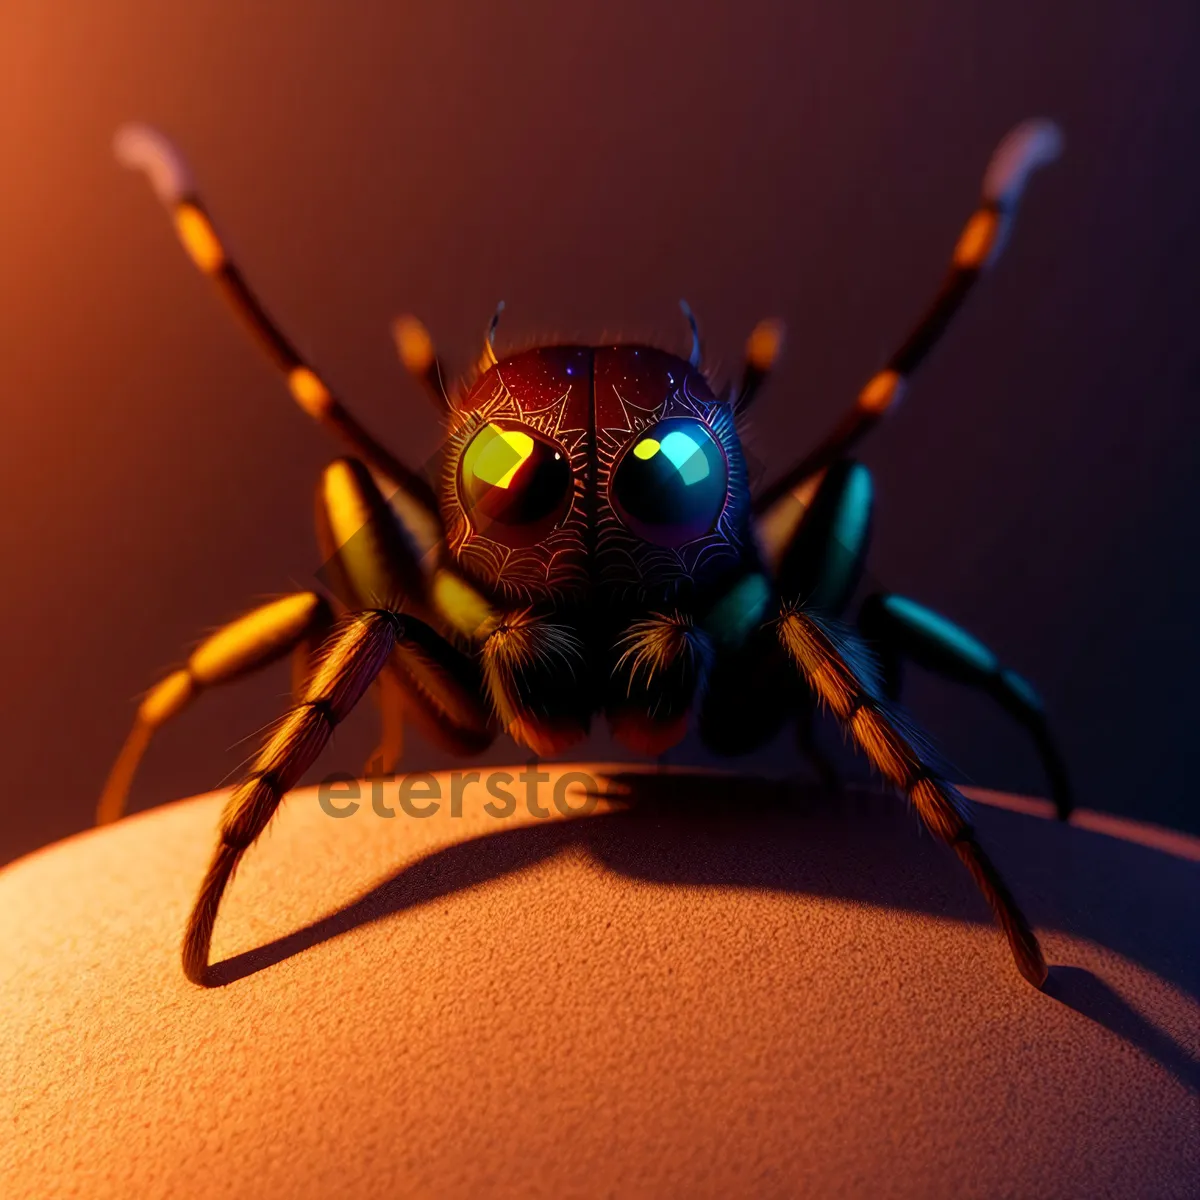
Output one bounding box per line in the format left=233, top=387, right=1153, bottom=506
left=1, top=765, right=1196, bottom=1197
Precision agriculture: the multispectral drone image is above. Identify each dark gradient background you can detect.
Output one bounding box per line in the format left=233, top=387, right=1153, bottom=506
left=2, top=0, right=1198, bottom=865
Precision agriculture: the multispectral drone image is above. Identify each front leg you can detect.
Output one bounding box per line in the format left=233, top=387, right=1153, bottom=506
left=185, top=610, right=397, bottom=982
left=183, top=609, right=491, bottom=983
left=777, top=603, right=1046, bottom=988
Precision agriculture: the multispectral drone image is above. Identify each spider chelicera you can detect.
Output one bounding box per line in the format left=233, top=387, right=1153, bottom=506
left=99, top=119, right=1068, bottom=987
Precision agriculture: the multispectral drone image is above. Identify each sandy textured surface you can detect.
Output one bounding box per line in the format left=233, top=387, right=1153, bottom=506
left=1, top=765, right=1196, bottom=1198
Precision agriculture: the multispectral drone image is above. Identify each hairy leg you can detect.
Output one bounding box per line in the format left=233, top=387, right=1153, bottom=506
left=184, top=610, right=399, bottom=982
left=777, top=605, right=1046, bottom=987
left=385, top=618, right=496, bottom=756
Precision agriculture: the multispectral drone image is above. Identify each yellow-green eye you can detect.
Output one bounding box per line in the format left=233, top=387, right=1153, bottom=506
left=611, top=418, right=728, bottom=547
left=458, top=421, right=573, bottom=546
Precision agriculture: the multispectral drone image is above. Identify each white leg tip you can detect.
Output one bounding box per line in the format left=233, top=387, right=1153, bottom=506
left=983, top=118, right=1064, bottom=206
left=113, top=123, right=194, bottom=204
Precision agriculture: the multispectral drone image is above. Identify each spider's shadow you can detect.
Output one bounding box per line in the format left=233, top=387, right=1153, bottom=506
left=205, top=772, right=1199, bottom=1092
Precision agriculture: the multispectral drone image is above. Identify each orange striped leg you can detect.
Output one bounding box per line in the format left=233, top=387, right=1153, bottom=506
left=754, top=119, right=1062, bottom=514
left=183, top=610, right=400, bottom=983
left=777, top=606, right=1047, bottom=988
left=113, top=123, right=441, bottom=524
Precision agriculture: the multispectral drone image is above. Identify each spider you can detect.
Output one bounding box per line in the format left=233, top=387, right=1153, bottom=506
left=99, top=119, right=1069, bottom=989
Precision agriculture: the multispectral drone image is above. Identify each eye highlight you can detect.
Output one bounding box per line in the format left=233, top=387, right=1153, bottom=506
left=610, top=418, right=728, bottom=547
left=459, top=421, right=573, bottom=546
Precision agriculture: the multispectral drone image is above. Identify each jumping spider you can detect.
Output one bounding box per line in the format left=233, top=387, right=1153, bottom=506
left=100, top=119, right=1069, bottom=987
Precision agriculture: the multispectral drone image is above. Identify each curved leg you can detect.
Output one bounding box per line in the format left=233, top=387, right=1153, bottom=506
left=754, top=119, right=1062, bottom=515
left=777, top=605, right=1046, bottom=988
left=96, top=592, right=334, bottom=825
left=858, top=592, right=1072, bottom=820
left=183, top=609, right=496, bottom=982
left=184, top=610, right=399, bottom=982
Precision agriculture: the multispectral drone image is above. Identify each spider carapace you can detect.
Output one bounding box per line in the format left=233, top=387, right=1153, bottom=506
left=100, top=119, right=1070, bottom=989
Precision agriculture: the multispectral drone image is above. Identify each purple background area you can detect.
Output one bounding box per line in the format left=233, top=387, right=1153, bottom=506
left=2, top=0, right=1197, bottom=866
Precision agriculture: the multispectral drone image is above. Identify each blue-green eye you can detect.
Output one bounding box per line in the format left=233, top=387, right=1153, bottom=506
left=610, top=418, right=728, bottom=547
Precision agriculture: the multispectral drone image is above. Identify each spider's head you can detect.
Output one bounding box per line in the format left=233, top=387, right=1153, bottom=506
left=440, top=344, right=750, bottom=607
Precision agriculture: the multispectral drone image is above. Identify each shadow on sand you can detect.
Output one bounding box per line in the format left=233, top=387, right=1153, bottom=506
left=204, top=771, right=1199, bottom=1091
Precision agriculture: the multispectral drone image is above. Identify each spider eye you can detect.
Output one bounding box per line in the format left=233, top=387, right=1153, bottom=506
left=458, top=421, right=573, bottom=546
left=610, top=418, right=728, bottom=547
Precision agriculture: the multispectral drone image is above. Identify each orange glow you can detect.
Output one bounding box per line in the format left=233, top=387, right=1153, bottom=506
left=322, top=460, right=377, bottom=548
left=746, top=318, right=785, bottom=371
left=953, top=208, right=999, bottom=269
left=172, top=204, right=225, bottom=273
left=431, top=568, right=497, bottom=641
left=393, top=315, right=435, bottom=373
left=321, top=462, right=424, bottom=613
left=136, top=669, right=194, bottom=726
left=188, top=594, right=320, bottom=684
left=858, top=369, right=903, bottom=414
left=287, top=366, right=334, bottom=418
